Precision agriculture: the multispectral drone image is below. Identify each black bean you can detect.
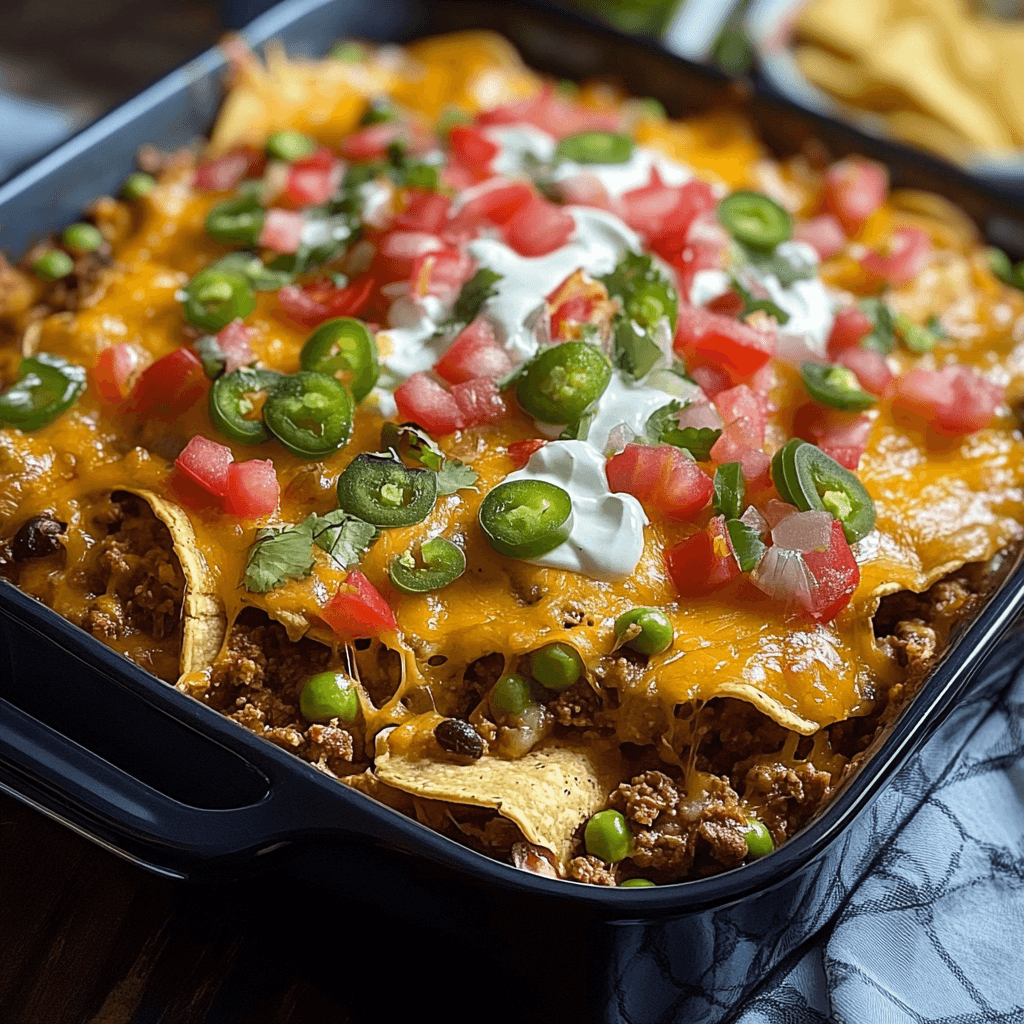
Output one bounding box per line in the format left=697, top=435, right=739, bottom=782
left=10, top=514, right=66, bottom=562
left=434, top=718, right=484, bottom=760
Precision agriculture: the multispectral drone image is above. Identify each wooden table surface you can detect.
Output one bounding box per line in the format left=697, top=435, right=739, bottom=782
left=0, top=793, right=585, bottom=1024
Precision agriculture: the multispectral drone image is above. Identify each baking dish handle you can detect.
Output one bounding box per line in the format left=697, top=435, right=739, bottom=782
left=0, top=695, right=399, bottom=880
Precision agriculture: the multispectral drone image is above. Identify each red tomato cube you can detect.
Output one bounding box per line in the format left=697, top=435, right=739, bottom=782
left=92, top=343, right=141, bottom=403
left=675, top=304, right=776, bottom=382
left=664, top=515, right=740, bottom=595
left=175, top=436, right=234, bottom=498
left=801, top=518, right=860, bottom=622
left=394, top=372, right=466, bottom=434
left=434, top=318, right=514, bottom=384
left=502, top=196, right=575, bottom=257
left=606, top=443, right=713, bottom=521
left=224, top=459, right=280, bottom=518
left=127, top=348, right=208, bottom=419
left=321, top=571, right=397, bottom=638
left=450, top=376, right=509, bottom=426
left=823, top=157, right=888, bottom=236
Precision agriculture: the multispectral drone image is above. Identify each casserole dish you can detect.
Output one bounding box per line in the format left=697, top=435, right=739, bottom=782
left=3, top=1, right=1024, bottom=1019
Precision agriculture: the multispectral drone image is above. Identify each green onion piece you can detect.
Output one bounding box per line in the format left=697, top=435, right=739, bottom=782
left=713, top=462, right=745, bottom=520
left=389, top=537, right=466, bottom=593
left=718, top=190, right=792, bottom=251
left=555, top=131, right=635, bottom=165
left=800, top=362, right=876, bottom=412
left=725, top=519, right=766, bottom=573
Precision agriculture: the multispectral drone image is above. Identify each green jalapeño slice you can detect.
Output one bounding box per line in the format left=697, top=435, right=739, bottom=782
left=801, top=362, right=876, bottom=412
left=771, top=440, right=875, bottom=544
left=389, top=537, right=467, bottom=593
left=0, top=353, right=86, bottom=431
left=263, top=371, right=353, bottom=459
left=336, top=452, right=438, bottom=528
left=210, top=368, right=284, bottom=445
left=183, top=268, right=256, bottom=333
left=515, top=341, right=612, bottom=425
left=205, top=193, right=266, bottom=247
left=300, top=317, right=380, bottom=403
left=555, top=131, right=634, bottom=165
left=479, top=479, right=573, bottom=559
left=718, top=190, right=792, bottom=251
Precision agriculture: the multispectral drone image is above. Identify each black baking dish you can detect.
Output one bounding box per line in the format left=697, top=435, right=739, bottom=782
left=2, top=2, right=1024, bottom=1021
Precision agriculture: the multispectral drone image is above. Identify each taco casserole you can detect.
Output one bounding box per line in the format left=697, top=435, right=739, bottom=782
left=1, top=32, right=1022, bottom=885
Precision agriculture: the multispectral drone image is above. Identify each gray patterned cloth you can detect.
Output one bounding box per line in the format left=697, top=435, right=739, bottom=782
left=735, top=658, right=1024, bottom=1023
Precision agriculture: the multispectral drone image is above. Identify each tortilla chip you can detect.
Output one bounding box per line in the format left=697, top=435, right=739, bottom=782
left=125, top=489, right=227, bottom=674
left=374, top=733, right=621, bottom=869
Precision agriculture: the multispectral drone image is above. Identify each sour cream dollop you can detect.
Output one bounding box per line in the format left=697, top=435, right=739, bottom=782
left=502, top=440, right=647, bottom=582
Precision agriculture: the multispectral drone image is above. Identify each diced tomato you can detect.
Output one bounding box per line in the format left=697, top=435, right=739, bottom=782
left=836, top=346, right=892, bottom=397
left=709, top=425, right=772, bottom=490
left=823, top=157, right=888, bottom=236
left=606, top=443, right=713, bottom=521
left=445, top=181, right=535, bottom=242
left=283, top=148, right=343, bottom=208
left=394, top=372, right=465, bottom=434
left=657, top=213, right=731, bottom=300
left=892, top=365, right=1003, bottom=435
left=194, top=146, right=264, bottom=192
left=551, top=173, right=614, bottom=211
left=826, top=305, right=873, bottom=358
left=476, top=89, right=621, bottom=138
left=409, top=248, right=475, bottom=303
left=675, top=304, right=776, bottom=382
left=448, top=126, right=498, bottom=178
left=507, top=438, right=547, bottom=469
left=664, top=515, right=740, bottom=595
left=276, top=274, right=375, bottom=328
left=92, top=343, right=142, bottom=403
left=800, top=518, right=860, bottom=622
left=502, top=196, right=575, bottom=257
left=794, top=214, right=846, bottom=261
left=321, top=570, right=397, bottom=639
left=340, top=123, right=402, bottom=162
left=441, top=162, right=479, bottom=192
left=688, top=363, right=732, bottom=399
left=713, top=385, right=767, bottom=446
left=215, top=319, right=255, bottom=375
left=621, top=174, right=716, bottom=242
left=374, top=231, right=447, bottom=282
left=127, top=347, right=207, bottom=418
left=259, top=208, right=305, bottom=254
left=434, top=318, right=514, bottom=384
left=450, top=376, right=509, bottom=426
left=705, top=290, right=746, bottom=317
left=859, top=226, right=931, bottom=288
left=174, top=436, right=233, bottom=499
left=550, top=295, right=597, bottom=340
left=793, top=404, right=872, bottom=470
left=224, top=459, right=279, bottom=518
left=392, top=189, right=452, bottom=234
left=547, top=268, right=614, bottom=341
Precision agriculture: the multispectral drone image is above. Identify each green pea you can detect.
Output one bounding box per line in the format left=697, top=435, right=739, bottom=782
left=330, top=41, right=366, bottom=62
left=620, top=877, right=655, bottom=888
left=490, top=673, right=534, bottom=718
left=530, top=642, right=583, bottom=692
left=987, top=246, right=1014, bottom=284
left=584, top=809, right=632, bottom=863
left=122, top=172, right=156, bottom=200
left=743, top=816, right=774, bottom=859
left=299, top=671, right=359, bottom=724
left=266, top=129, right=317, bottom=162
left=61, top=223, right=104, bottom=254
left=31, top=250, right=74, bottom=282
left=613, top=607, right=673, bottom=655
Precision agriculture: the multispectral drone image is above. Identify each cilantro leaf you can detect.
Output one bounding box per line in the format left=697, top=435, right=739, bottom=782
left=436, top=459, right=479, bottom=495
left=380, top=422, right=444, bottom=471
left=305, top=510, right=378, bottom=570
left=613, top=316, right=662, bottom=381
left=859, top=299, right=896, bottom=354
left=729, top=276, right=790, bottom=325
left=444, top=268, right=503, bottom=331
left=600, top=252, right=678, bottom=329
left=242, top=525, right=315, bottom=593
left=736, top=242, right=816, bottom=287
left=646, top=401, right=720, bottom=460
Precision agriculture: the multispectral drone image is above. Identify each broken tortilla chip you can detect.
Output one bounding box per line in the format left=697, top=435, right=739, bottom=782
left=374, top=733, right=622, bottom=869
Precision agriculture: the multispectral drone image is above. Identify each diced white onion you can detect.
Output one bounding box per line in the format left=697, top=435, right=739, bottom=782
left=771, top=509, right=834, bottom=553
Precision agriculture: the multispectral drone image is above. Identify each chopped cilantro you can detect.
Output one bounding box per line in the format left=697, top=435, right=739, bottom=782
left=444, top=268, right=503, bottom=332
left=380, top=422, right=444, bottom=471
left=436, top=459, right=479, bottom=495
left=242, top=525, right=316, bottom=593
left=645, top=401, right=720, bottom=460
left=305, top=510, right=378, bottom=570
left=613, top=317, right=662, bottom=381
left=859, top=299, right=897, bottom=354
